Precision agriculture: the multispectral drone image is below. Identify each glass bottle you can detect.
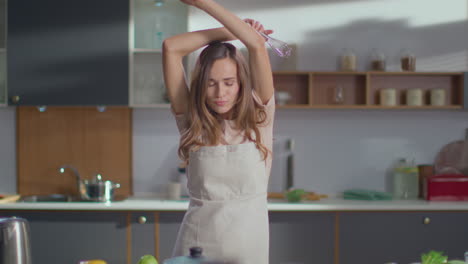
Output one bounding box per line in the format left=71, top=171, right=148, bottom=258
left=393, top=158, right=419, bottom=200
left=153, top=16, right=164, bottom=49
left=400, top=49, right=416, bottom=71
left=332, top=84, right=345, bottom=104
left=370, top=49, right=386, bottom=71
left=339, top=48, right=357, bottom=71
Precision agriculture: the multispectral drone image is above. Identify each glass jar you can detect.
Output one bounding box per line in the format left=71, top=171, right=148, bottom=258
left=370, top=49, right=386, bottom=71
left=400, top=49, right=416, bottom=71
left=339, top=48, right=357, bottom=71
left=393, top=158, right=419, bottom=200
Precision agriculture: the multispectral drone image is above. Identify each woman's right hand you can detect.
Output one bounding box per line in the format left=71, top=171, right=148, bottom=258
left=243, top=19, right=274, bottom=40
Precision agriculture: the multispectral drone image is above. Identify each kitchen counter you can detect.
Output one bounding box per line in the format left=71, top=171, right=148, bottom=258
left=1, top=196, right=468, bottom=211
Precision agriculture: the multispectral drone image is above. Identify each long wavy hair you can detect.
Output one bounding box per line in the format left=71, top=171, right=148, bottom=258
left=178, top=41, right=269, bottom=162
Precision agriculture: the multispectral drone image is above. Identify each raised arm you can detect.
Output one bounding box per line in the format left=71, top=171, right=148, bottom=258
left=163, top=27, right=236, bottom=114
left=183, top=0, right=275, bottom=104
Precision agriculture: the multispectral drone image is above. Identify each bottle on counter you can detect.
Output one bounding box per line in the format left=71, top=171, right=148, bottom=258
left=392, top=158, right=419, bottom=200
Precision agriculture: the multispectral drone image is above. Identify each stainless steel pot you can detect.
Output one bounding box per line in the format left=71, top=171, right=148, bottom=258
left=83, top=174, right=120, bottom=202
left=0, top=217, right=32, bottom=264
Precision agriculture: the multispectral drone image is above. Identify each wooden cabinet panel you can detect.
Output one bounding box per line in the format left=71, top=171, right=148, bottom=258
left=17, top=106, right=132, bottom=197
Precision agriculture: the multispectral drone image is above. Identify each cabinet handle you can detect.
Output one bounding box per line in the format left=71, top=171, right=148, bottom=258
left=138, top=216, right=147, bottom=224
left=423, top=217, right=431, bottom=225
left=11, top=96, right=20, bottom=103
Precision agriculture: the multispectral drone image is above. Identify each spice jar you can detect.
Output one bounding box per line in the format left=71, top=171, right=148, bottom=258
left=370, top=49, right=386, bottom=71
left=339, top=48, right=356, bottom=71
left=406, top=89, right=423, bottom=106
left=430, top=88, right=446, bottom=106
left=380, top=88, right=397, bottom=106
left=400, top=49, right=416, bottom=71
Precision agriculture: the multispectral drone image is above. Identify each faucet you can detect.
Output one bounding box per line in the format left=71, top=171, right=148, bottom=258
left=58, top=165, right=88, bottom=200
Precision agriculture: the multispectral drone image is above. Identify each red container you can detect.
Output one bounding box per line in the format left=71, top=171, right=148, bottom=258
left=426, top=174, right=468, bottom=201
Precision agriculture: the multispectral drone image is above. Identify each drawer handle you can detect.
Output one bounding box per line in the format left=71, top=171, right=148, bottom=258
left=423, top=217, right=431, bottom=225
left=138, top=216, right=147, bottom=224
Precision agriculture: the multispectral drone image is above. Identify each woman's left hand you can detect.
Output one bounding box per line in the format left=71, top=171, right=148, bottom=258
left=244, top=19, right=274, bottom=40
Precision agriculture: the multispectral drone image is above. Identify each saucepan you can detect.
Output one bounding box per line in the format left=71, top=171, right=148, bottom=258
left=82, top=174, right=121, bottom=202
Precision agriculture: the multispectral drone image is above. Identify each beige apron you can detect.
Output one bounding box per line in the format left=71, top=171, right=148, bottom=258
left=172, top=142, right=269, bottom=264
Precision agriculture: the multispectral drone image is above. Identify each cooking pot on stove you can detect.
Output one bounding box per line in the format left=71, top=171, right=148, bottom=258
left=163, top=247, right=229, bottom=264
left=83, top=174, right=120, bottom=202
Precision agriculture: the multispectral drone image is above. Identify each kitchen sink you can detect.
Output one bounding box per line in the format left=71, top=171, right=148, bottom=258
left=18, top=194, right=128, bottom=203
left=18, top=194, right=81, bottom=203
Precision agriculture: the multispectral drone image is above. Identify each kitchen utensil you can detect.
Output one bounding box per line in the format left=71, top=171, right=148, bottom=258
left=434, top=128, right=468, bottom=175
left=83, top=174, right=121, bottom=202
left=0, top=217, right=32, bottom=264
left=258, top=31, right=292, bottom=58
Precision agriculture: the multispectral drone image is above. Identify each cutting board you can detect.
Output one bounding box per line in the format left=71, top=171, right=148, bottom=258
left=434, top=128, right=468, bottom=175
left=0, top=195, right=21, bottom=203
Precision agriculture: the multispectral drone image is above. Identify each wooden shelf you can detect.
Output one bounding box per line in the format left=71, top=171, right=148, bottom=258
left=273, top=71, right=466, bottom=109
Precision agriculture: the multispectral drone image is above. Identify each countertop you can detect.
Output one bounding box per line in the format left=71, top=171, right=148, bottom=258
left=1, top=196, right=468, bottom=211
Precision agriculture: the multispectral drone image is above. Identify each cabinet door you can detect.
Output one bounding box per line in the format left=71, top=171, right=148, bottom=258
left=7, top=0, right=128, bottom=105
left=158, top=212, right=185, bottom=261
left=0, top=211, right=127, bottom=264
left=131, top=212, right=156, bottom=263
left=0, top=0, right=6, bottom=105
left=339, top=212, right=468, bottom=264
left=269, top=212, right=335, bottom=264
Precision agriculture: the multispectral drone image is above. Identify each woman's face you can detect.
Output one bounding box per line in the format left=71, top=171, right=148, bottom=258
left=205, top=57, right=240, bottom=119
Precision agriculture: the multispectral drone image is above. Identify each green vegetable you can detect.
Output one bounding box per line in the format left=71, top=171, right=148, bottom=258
left=421, top=250, right=448, bottom=264
left=286, top=189, right=306, bottom=203
left=137, top=255, right=158, bottom=264
left=447, top=260, right=467, bottom=264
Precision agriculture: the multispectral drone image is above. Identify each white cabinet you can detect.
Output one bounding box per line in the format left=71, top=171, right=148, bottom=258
left=130, top=0, right=188, bottom=107
left=0, top=0, right=6, bottom=106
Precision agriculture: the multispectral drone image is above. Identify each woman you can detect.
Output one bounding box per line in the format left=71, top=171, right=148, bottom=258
left=162, top=0, right=275, bottom=263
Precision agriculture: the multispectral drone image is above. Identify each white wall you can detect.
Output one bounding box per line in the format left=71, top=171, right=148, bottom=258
left=132, top=0, right=468, bottom=196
